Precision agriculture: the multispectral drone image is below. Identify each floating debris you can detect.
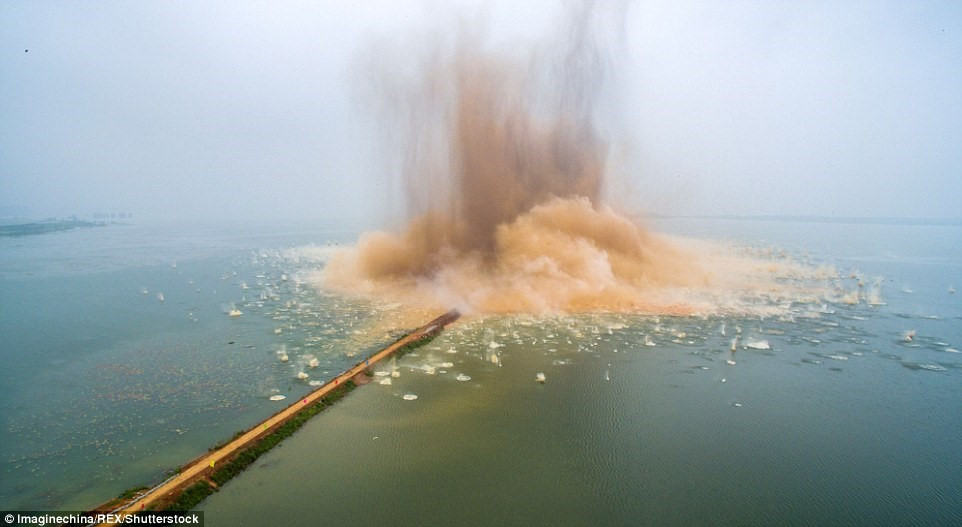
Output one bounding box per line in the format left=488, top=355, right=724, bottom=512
left=867, top=293, right=887, bottom=306
left=902, top=330, right=916, bottom=342
left=535, top=372, right=545, bottom=383
left=402, top=394, right=418, bottom=401
left=456, top=374, right=471, bottom=382
left=228, top=309, right=243, bottom=317
left=745, top=339, right=770, bottom=350
left=841, top=290, right=859, bottom=305
left=308, top=380, right=322, bottom=387
left=308, top=358, right=320, bottom=369
left=269, top=395, right=286, bottom=401
left=156, top=292, right=165, bottom=302
left=296, top=372, right=309, bottom=380
left=827, top=354, right=849, bottom=361
left=918, top=364, right=947, bottom=371
left=379, top=378, right=392, bottom=385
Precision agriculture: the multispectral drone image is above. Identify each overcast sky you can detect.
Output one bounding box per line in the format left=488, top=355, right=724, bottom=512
left=1, top=0, right=960, bottom=222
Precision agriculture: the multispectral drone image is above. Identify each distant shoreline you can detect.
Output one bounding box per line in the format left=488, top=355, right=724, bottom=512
left=0, top=219, right=107, bottom=237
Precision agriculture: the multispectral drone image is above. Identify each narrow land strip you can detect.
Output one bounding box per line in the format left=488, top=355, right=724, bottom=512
left=96, top=310, right=459, bottom=524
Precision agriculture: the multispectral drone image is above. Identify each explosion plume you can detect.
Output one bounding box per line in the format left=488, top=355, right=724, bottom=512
left=322, top=2, right=836, bottom=315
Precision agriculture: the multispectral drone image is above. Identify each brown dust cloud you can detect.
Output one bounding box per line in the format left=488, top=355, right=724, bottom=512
left=321, top=3, right=841, bottom=317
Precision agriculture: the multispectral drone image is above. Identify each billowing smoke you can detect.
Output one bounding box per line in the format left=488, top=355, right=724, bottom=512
left=321, top=2, right=837, bottom=315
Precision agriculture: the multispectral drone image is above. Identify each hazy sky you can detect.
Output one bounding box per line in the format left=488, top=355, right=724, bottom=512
left=1, top=0, right=960, bottom=221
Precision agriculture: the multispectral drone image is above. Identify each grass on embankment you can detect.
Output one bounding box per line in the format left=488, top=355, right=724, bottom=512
left=159, top=326, right=445, bottom=511
left=162, top=380, right=357, bottom=511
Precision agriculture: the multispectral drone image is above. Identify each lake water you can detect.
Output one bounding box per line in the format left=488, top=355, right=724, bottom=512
left=1, top=218, right=960, bottom=525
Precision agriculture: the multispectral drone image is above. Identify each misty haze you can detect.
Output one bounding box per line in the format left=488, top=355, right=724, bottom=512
left=1, top=1, right=960, bottom=526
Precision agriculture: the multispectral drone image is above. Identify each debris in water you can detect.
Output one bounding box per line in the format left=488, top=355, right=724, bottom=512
left=402, top=394, right=418, bottom=400
left=535, top=372, right=545, bottom=383
left=456, top=374, right=471, bottom=382
left=841, top=290, right=859, bottom=305
left=228, top=309, right=243, bottom=317
left=379, top=378, right=392, bottom=385
left=269, top=395, right=286, bottom=401
left=296, top=372, right=309, bottom=380
left=902, top=330, right=916, bottom=342
left=745, top=339, right=770, bottom=350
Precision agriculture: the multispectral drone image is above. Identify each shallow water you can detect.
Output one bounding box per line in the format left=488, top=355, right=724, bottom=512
left=0, top=220, right=390, bottom=509
left=2, top=218, right=960, bottom=525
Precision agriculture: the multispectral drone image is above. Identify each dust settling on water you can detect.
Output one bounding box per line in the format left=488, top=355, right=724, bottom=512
left=322, top=3, right=839, bottom=316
